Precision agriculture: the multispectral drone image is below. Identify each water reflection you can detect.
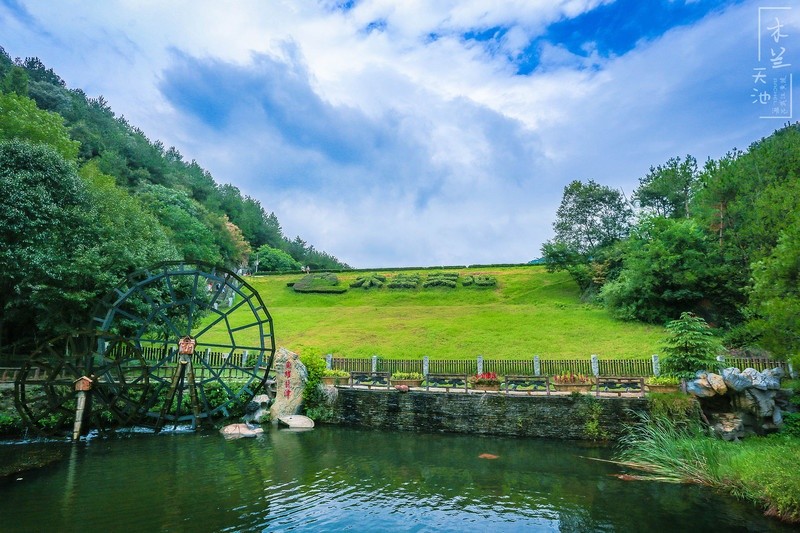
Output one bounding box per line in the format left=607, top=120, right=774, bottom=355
left=0, top=426, right=792, bottom=532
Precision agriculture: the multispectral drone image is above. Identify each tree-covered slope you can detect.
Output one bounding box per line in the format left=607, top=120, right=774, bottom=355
left=0, top=47, right=346, bottom=355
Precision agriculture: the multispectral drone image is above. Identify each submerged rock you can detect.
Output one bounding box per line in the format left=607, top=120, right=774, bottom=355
left=220, top=423, right=264, bottom=439
left=277, top=415, right=315, bottom=429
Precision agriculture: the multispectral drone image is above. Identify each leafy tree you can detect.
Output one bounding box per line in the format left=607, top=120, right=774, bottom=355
left=633, top=155, right=698, bottom=218
left=660, top=312, right=723, bottom=379
left=549, top=179, right=633, bottom=255
left=136, top=184, right=223, bottom=265
left=0, top=92, right=79, bottom=160
left=748, top=222, right=800, bottom=361
left=600, top=217, right=742, bottom=325
left=2, top=65, right=29, bottom=96
left=542, top=179, right=632, bottom=296
left=253, top=245, right=301, bottom=272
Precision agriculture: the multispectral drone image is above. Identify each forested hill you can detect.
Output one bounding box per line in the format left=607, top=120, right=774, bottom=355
left=541, top=122, right=800, bottom=361
left=0, top=48, right=346, bottom=271
left=0, top=48, right=346, bottom=354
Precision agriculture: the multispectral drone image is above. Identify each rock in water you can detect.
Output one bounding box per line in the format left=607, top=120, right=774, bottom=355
left=278, top=415, right=315, bottom=429
left=220, top=423, right=264, bottom=439
left=269, top=347, right=308, bottom=421
left=243, top=394, right=272, bottom=424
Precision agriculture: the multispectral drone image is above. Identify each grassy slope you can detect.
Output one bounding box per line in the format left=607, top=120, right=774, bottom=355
left=207, top=265, right=664, bottom=360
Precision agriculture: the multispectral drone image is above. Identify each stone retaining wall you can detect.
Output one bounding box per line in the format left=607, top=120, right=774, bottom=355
left=329, top=389, right=649, bottom=439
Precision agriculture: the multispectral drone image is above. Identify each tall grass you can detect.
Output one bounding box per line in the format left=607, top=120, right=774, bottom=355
left=616, top=414, right=725, bottom=485
left=616, top=414, right=800, bottom=523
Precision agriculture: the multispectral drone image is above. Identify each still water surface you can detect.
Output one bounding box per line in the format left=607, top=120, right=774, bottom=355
left=0, top=426, right=790, bottom=532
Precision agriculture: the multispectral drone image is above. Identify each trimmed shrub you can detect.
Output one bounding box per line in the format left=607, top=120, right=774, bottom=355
left=350, top=273, right=387, bottom=289
left=387, top=273, right=420, bottom=289
left=463, top=273, right=496, bottom=287
left=293, top=273, right=348, bottom=294
left=423, top=272, right=459, bottom=288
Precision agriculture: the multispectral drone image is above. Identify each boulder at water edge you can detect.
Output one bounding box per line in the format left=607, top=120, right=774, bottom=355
left=220, top=423, right=264, bottom=439
left=269, top=347, right=308, bottom=421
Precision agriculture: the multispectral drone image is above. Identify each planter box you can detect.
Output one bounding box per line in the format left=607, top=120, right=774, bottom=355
left=471, top=383, right=501, bottom=391
left=645, top=384, right=680, bottom=393
left=322, top=376, right=348, bottom=386
left=390, top=379, right=423, bottom=388
left=552, top=382, right=593, bottom=393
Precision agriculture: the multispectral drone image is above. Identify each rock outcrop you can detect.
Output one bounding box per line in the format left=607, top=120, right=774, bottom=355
left=687, top=367, right=788, bottom=437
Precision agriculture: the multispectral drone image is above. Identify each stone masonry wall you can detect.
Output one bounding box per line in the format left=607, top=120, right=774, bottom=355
left=330, top=389, right=649, bottom=440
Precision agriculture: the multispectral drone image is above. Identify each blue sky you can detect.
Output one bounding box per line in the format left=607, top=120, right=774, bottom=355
left=1, top=0, right=797, bottom=267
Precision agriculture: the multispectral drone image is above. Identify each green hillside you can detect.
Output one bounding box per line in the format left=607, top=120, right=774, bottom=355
left=212, top=265, right=665, bottom=360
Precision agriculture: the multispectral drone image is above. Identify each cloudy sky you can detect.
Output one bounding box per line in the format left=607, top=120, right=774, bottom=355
left=1, top=0, right=797, bottom=267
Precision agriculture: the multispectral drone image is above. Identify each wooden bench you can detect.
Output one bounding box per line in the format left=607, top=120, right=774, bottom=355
left=348, top=371, right=391, bottom=389
left=502, top=375, right=552, bottom=395
left=424, top=373, right=469, bottom=392
left=595, top=376, right=644, bottom=397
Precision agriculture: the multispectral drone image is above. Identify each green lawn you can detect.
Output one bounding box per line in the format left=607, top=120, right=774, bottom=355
left=203, top=265, right=665, bottom=360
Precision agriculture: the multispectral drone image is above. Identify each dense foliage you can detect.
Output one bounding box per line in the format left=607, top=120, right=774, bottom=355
left=542, top=123, right=800, bottom=361
left=0, top=48, right=346, bottom=355
left=660, top=312, right=723, bottom=378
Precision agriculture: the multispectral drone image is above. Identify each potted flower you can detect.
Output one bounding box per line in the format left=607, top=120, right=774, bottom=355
left=469, top=372, right=501, bottom=391
left=551, top=372, right=593, bottom=393
left=645, top=375, right=681, bottom=393
left=390, top=371, right=424, bottom=388
left=321, top=368, right=350, bottom=386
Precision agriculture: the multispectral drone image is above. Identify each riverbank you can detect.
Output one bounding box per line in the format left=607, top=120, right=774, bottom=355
left=616, top=416, right=800, bottom=524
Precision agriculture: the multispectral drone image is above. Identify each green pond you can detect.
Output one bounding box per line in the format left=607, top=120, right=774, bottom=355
left=0, top=426, right=791, bottom=532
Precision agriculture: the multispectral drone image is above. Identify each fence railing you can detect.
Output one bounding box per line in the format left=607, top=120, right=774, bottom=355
left=330, top=355, right=791, bottom=377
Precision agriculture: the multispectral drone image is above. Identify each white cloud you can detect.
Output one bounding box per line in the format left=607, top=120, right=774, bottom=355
left=1, top=0, right=796, bottom=267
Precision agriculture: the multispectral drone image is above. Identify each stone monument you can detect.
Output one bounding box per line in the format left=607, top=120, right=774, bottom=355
left=269, top=347, right=308, bottom=421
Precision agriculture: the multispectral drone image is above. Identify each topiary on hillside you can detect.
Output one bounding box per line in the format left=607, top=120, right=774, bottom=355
left=350, top=273, right=387, bottom=289
left=293, top=273, right=348, bottom=294
left=462, top=274, right=497, bottom=287
left=387, top=273, right=420, bottom=289
left=423, top=272, right=459, bottom=288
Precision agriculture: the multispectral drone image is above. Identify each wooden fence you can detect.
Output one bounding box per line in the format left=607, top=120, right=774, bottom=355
left=331, top=355, right=791, bottom=377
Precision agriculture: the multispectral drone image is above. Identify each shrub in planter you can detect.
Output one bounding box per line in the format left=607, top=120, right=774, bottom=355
left=321, top=368, right=350, bottom=385
left=468, top=372, right=501, bottom=390
left=391, top=372, right=423, bottom=380
left=552, top=372, right=593, bottom=392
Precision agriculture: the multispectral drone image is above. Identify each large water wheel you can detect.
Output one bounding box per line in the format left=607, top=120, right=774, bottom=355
left=15, top=261, right=276, bottom=437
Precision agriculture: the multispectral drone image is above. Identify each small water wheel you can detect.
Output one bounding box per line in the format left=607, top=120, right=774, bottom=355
left=14, top=333, right=150, bottom=437
left=14, top=261, right=276, bottom=437
left=92, top=261, right=276, bottom=431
